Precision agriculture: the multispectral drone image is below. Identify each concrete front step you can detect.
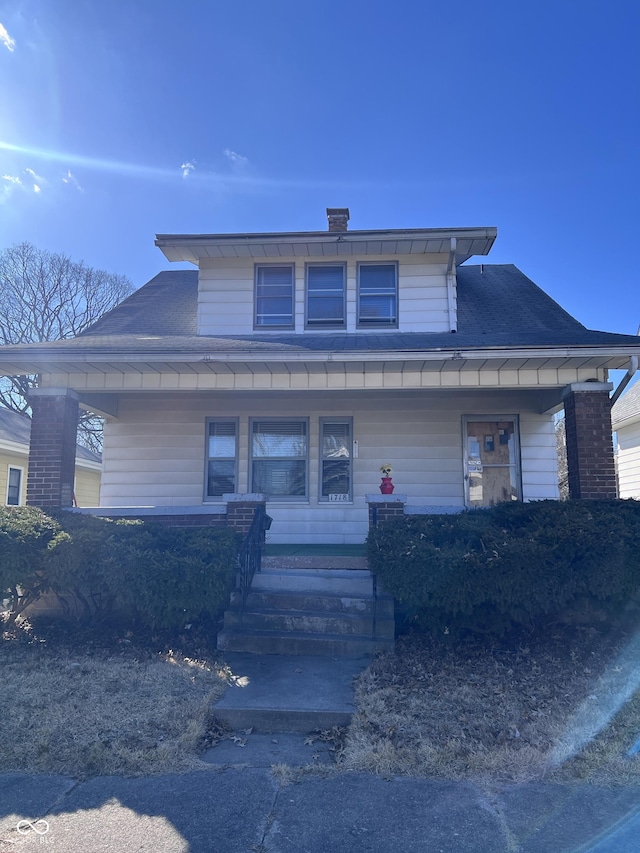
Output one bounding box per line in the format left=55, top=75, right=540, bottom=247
left=212, top=653, right=367, bottom=733
left=217, top=628, right=393, bottom=656
left=261, top=555, right=369, bottom=571
left=252, top=569, right=373, bottom=595
left=224, top=607, right=396, bottom=638
left=245, top=588, right=394, bottom=618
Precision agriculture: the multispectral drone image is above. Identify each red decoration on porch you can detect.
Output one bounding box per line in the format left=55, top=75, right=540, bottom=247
left=380, top=477, right=394, bottom=494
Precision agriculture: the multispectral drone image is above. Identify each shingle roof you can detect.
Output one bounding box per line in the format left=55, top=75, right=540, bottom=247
left=72, top=264, right=640, bottom=352
left=0, top=407, right=101, bottom=464
left=612, top=377, right=640, bottom=426
left=1, top=265, right=639, bottom=358
left=82, top=271, right=198, bottom=336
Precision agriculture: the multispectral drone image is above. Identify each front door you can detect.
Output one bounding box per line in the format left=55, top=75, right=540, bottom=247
left=463, top=417, right=521, bottom=507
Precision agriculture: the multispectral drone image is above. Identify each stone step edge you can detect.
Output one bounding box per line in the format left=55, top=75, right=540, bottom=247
left=218, top=627, right=393, bottom=642
left=210, top=707, right=353, bottom=734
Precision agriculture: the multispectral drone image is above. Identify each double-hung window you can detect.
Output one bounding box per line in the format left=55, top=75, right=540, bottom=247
left=255, top=265, right=294, bottom=328
left=357, top=262, right=398, bottom=327
left=320, top=419, right=352, bottom=501
left=6, top=466, right=22, bottom=506
left=251, top=420, right=307, bottom=499
left=306, top=265, right=346, bottom=328
left=206, top=420, right=238, bottom=498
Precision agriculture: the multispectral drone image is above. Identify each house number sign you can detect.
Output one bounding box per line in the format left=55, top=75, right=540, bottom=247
left=328, top=493, right=349, bottom=502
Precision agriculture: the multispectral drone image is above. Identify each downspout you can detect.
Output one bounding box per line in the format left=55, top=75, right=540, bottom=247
left=446, top=237, right=457, bottom=332
left=611, top=356, right=639, bottom=405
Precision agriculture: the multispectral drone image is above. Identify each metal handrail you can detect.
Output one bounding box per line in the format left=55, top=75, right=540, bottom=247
left=236, top=504, right=272, bottom=621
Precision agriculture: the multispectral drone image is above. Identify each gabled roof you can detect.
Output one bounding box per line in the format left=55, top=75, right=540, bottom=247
left=612, top=378, right=640, bottom=428
left=0, top=407, right=101, bottom=465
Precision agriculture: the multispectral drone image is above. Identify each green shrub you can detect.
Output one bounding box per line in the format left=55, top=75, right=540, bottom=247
left=367, top=500, right=640, bottom=636
left=0, top=506, right=61, bottom=623
left=2, top=509, right=240, bottom=630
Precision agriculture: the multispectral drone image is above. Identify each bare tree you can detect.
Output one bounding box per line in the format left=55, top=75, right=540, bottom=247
left=555, top=412, right=569, bottom=499
left=0, top=242, right=134, bottom=452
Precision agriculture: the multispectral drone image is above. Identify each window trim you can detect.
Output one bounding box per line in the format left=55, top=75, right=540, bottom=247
left=204, top=418, right=239, bottom=501
left=319, top=417, right=353, bottom=502
left=6, top=465, right=24, bottom=506
left=249, top=417, right=309, bottom=501
left=254, top=263, right=295, bottom=330
left=305, top=263, right=347, bottom=329
left=356, top=261, right=399, bottom=329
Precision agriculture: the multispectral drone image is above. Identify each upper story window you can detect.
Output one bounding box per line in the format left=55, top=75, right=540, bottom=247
left=357, top=262, right=398, bottom=328
left=255, top=265, right=295, bottom=328
left=306, top=265, right=346, bottom=328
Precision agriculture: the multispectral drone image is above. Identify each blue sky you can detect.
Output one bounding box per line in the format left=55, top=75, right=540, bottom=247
left=1, top=0, right=639, bottom=336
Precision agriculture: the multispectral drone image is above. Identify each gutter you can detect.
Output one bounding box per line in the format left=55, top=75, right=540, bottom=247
left=446, top=238, right=457, bottom=332
left=611, top=355, right=639, bottom=405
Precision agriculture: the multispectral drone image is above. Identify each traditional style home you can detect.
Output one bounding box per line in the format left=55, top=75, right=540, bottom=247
left=0, top=407, right=101, bottom=507
left=0, top=209, right=638, bottom=545
left=612, top=376, right=640, bottom=499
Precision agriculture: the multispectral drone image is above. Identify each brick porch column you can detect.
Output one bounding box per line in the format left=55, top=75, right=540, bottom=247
left=27, top=389, right=79, bottom=509
left=562, top=383, right=617, bottom=499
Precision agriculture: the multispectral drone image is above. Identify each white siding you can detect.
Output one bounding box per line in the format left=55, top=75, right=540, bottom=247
left=197, top=254, right=451, bottom=336
left=616, top=421, right=640, bottom=498
left=101, top=389, right=559, bottom=543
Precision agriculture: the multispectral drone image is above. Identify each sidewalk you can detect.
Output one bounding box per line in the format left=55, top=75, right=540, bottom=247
left=1, top=769, right=638, bottom=852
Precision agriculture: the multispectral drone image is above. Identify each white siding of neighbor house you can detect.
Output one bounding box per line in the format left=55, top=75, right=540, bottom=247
left=616, top=421, right=640, bottom=499
left=197, top=254, right=451, bottom=335
left=100, top=389, right=558, bottom=543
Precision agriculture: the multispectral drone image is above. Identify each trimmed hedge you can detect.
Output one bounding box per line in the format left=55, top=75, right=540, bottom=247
left=366, top=500, right=640, bottom=636
left=1, top=507, right=239, bottom=629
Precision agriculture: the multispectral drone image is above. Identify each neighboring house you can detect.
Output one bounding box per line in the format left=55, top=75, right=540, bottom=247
left=0, top=208, right=639, bottom=543
left=0, top=407, right=101, bottom=507
left=612, top=377, right=640, bottom=499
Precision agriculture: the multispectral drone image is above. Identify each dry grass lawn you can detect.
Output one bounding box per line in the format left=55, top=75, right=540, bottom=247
left=342, top=619, right=640, bottom=784
left=2, top=615, right=639, bottom=784
left=0, top=620, right=229, bottom=779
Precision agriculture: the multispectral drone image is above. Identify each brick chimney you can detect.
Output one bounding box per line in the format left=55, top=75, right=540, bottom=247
left=327, top=208, right=350, bottom=232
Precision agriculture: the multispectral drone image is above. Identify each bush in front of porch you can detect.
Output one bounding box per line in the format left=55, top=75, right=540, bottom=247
left=0, top=507, right=239, bottom=630
left=366, top=499, right=640, bottom=636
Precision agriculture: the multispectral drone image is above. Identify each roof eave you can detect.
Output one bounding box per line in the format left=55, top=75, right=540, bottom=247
left=2, top=343, right=640, bottom=373
left=155, top=227, right=498, bottom=265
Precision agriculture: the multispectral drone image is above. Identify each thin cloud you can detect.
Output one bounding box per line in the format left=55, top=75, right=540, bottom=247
left=2, top=174, right=22, bottom=185
left=0, top=23, right=15, bottom=52
left=181, top=161, right=195, bottom=179
left=25, top=167, right=46, bottom=193
left=0, top=139, right=430, bottom=193
left=223, top=148, right=248, bottom=167
left=62, top=169, right=83, bottom=191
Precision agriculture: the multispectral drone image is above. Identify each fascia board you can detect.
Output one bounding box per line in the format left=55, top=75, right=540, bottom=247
left=4, top=344, right=640, bottom=367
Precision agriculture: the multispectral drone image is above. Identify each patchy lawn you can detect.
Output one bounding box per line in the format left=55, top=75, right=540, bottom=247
left=342, top=619, right=640, bottom=784
left=0, top=620, right=229, bottom=779
left=2, top=615, right=639, bottom=784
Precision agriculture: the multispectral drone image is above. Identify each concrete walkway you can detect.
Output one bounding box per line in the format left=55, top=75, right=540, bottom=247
left=211, top=653, right=366, bottom=733
left=1, top=769, right=639, bottom=852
